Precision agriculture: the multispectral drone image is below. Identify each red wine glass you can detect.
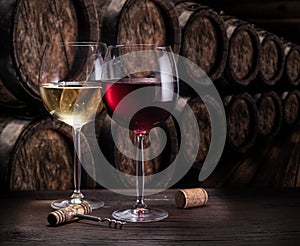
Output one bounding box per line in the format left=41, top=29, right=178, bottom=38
left=101, top=44, right=179, bottom=222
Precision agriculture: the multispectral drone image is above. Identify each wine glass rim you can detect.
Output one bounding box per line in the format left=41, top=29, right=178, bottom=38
left=40, top=81, right=102, bottom=87
left=108, top=44, right=172, bottom=50
left=45, top=41, right=107, bottom=47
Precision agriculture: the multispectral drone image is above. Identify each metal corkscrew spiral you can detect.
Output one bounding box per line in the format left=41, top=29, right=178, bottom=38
left=75, top=214, right=126, bottom=229
left=47, top=202, right=126, bottom=229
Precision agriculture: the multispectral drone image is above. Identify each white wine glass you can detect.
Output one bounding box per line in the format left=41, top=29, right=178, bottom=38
left=39, top=42, right=106, bottom=209
left=101, top=44, right=179, bottom=222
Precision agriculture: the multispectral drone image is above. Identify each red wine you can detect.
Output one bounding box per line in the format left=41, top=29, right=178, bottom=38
left=102, top=78, right=177, bottom=134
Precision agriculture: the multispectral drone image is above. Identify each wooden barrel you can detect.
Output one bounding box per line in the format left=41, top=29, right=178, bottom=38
left=173, top=1, right=228, bottom=82
left=282, top=42, right=300, bottom=87
left=96, top=0, right=181, bottom=53
left=0, top=0, right=99, bottom=108
left=251, top=125, right=300, bottom=188
left=201, top=138, right=274, bottom=188
left=255, top=91, right=283, bottom=137
left=0, top=114, right=74, bottom=191
left=224, top=93, right=258, bottom=153
left=203, top=125, right=300, bottom=188
left=257, top=30, right=285, bottom=86
left=172, top=97, right=211, bottom=169
left=96, top=113, right=179, bottom=187
left=281, top=90, right=300, bottom=126
left=220, top=15, right=261, bottom=87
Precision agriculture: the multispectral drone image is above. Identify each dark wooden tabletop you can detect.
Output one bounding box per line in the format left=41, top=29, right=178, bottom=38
left=1, top=188, right=300, bottom=245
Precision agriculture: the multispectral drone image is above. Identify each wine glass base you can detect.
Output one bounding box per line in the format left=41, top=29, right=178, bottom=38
left=112, top=208, right=168, bottom=223
left=51, top=199, right=104, bottom=210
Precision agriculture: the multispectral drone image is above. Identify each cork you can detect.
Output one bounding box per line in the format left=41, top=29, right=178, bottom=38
left=175, top=188, right=208, bottom=209
left=47, top=202, right=92, bottom=226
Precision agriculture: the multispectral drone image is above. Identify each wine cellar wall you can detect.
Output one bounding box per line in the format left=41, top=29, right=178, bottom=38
left=1, top=0, right=300, bottom=190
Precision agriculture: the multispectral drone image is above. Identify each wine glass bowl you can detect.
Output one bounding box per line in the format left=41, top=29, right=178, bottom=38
left=39, top=42, right=106, bottom=209
left=101, top=44, right=179, bottom=222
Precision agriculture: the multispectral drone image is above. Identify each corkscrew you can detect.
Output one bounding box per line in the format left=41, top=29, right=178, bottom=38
left=75, top=214, right=126, bottom=229
left=47, top=202, right=126, bottom=229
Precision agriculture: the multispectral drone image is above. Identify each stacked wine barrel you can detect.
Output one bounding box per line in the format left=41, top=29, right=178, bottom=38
left=173, top=0, right=300, bottom=188
left=1, top=0, right=300, bottom=190
left=0, top=0, right=100, bottom=190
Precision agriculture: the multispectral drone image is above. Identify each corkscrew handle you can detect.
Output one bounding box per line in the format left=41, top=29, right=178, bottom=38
left=75, top=214, right=126, bottom=229
left=47, top=202, right=92, bottom=226
left=47, top=202, right=126, bottom=229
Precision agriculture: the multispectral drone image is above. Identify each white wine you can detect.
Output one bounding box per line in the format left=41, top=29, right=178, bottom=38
left=40, top=82, right=103, bottom=127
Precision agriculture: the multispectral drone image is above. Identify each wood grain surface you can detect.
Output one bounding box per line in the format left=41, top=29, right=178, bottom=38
left=0, top=189, right=299, bottom=245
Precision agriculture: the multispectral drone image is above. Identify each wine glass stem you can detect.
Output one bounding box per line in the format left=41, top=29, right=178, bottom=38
left=135, top=133, right=147, bottom=209
left=71, top=127, right=84, bottom=202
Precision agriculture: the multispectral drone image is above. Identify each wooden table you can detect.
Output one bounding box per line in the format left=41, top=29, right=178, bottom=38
left=1, top=188, right=300, bottom=245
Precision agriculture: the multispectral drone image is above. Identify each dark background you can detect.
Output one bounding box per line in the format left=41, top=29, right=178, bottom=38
left=200, top=0, right=300, bottom=45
